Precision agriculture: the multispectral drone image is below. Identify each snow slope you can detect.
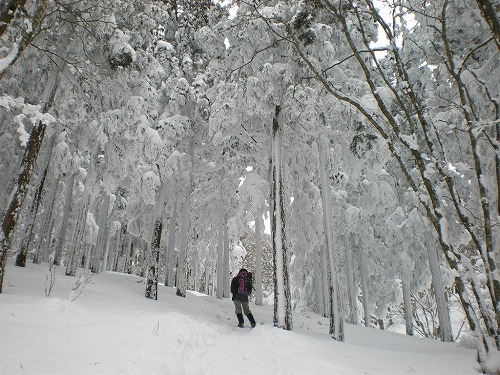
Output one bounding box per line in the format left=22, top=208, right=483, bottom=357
left=0, top=258, right=479, bottom=375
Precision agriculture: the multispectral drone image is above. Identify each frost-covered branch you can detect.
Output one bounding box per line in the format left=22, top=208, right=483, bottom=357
left=0, top=0, right=49, bottom=81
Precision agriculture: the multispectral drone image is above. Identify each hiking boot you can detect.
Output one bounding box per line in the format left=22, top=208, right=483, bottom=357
left=247, top=313, right=256, bottom=328
left=237, top=313, right=244, bottom=328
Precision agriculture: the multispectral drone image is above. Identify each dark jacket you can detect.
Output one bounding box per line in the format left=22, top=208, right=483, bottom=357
left=231, top=269, right=249, bottom=302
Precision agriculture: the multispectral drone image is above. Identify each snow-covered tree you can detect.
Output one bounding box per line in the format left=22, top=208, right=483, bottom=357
left=243, top=0, right=499, bottom=367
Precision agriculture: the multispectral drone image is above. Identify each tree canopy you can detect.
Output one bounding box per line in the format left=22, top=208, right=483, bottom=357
left=1, top=0, right=498, bottom=372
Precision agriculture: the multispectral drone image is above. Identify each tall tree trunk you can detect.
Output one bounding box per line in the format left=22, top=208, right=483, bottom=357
left=496, top=102, right=500, bottom=216
left=424, top=232, right=453, bottom=342
left=204, top=265, right=210, bottom=295
left=402, top=275, right=414, bottom=336
left=125, top=234, right=133, bottom=274
left=0, top=57, right=63, bottom=291
left=83, top=243, right=92, bottom=272
left=145, top=220, right=162, bottom=300
left=65, top=195, right=89, bottom=276
left=102, top=232, right=111, bottom=273
left=318, top=134, right=343, bottom=341
left=271, top=105, right=292, bottom=331
left=176, top=135, right=194, bottom=297
left=15, top=130, right=58, bottom=267
left=146, top=180, right=168, bottom=299
left=91, top=193, right=110, bottom=273
left=357, top=242, right=370, bottom=328
left=164, top=199, right=177, bottom=287
left=53, top=171, right=75, bottom=265
left=346, top=235, right=358, bottom=325
left=222, top=212, right=230, bottom=298
left=112, top=224, right=123, bottom=272
left=176, top=194, right=190, bottom=297
left=216, top=184, right=224, bottom=299
left=320, top=244, right=329, bottom=318
left=33, top=175, right=61, bottom=264
left=254, top=210, right=263, bottom=305
left=15, top=161, right=49, bottom=267
left=101, top=219, right=115, bottom=273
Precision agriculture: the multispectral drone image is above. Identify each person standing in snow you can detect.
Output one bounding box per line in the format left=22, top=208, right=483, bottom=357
left=231, top=268, right=256, bottom=328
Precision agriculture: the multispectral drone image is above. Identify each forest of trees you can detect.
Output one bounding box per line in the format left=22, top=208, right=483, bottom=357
left=0, top=0, right=498, bottom=372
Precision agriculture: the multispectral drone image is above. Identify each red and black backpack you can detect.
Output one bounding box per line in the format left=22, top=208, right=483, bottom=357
left=237, top=270, right=253, bottom=295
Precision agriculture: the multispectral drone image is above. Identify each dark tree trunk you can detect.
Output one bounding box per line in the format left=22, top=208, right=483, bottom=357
left=164, top=200, right=177, bottom=287
left=271, top=105, right=292, bottom=331
left=15, top=164, right=48, bottom=267
left=1, top=121, right=47, bottom=292
left=146, top=220, right=162, bottom=300
left=7, top=41, right=64, bottom=271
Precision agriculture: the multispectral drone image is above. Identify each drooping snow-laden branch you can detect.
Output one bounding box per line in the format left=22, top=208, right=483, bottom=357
left=244, top=0, right=498, bottom=360
left=315, top=0, right=499, bottom=360
left=437, top=0, right=499, bottom=335
left=353, top=0, right=499, bottom=341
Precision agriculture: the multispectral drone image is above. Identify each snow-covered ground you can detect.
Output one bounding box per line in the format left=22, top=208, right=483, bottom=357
left=0, top=258, right=480, bottom=375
